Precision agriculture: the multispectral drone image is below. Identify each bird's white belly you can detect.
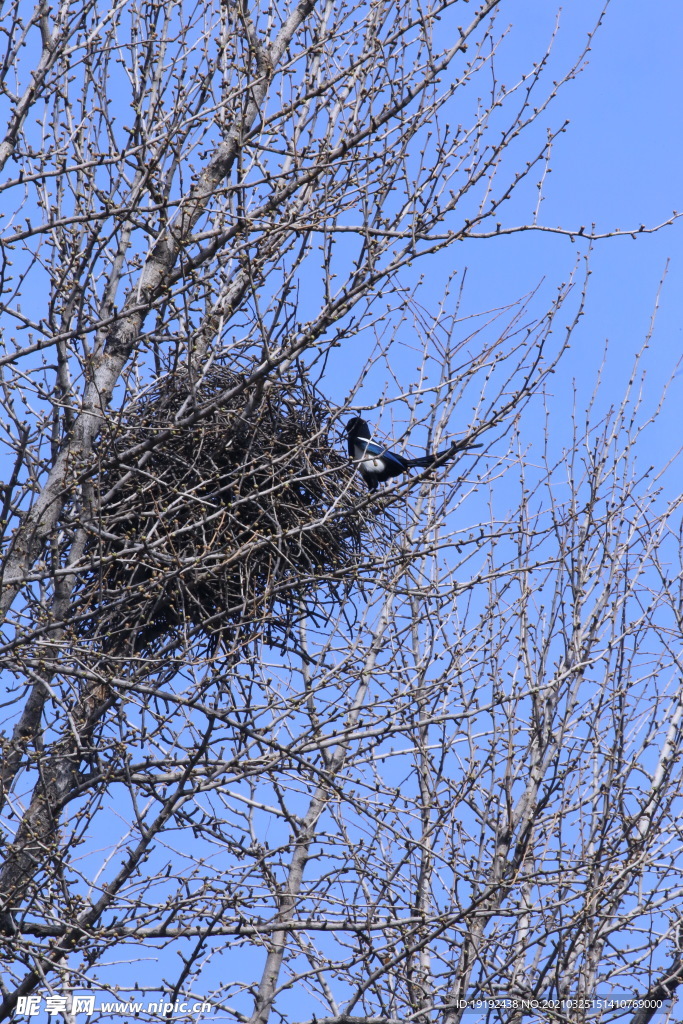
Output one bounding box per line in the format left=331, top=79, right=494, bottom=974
left=362, top=455, right=386, bottom=472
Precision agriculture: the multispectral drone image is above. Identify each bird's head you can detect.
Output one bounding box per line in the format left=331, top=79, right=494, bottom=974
left=346, top=416, right=371, bottom=438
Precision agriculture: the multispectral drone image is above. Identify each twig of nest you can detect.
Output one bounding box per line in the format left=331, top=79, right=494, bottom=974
left=70, top=368, right=370, bottom=657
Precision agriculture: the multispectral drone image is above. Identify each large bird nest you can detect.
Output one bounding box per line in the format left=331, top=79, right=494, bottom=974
left=72, top=368, right=370, bottom=657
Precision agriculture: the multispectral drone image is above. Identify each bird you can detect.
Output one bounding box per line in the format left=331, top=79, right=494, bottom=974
left=346, top=416, right=461, bottom=491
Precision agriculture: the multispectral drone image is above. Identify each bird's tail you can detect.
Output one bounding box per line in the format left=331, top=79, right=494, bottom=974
left=406, top=453, right=436, bottom=468
left=406, top=439, right=477, bottom=469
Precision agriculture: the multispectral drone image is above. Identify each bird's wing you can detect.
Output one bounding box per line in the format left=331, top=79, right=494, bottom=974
left=362, top=439, right=387, bottom=457
left=359, top=440, right=407, bottom=469
left=380, top=449, right=408, bottom=471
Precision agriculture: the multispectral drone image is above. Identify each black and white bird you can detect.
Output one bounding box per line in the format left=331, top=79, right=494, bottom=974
left=346, top=416, right=460, bottom=491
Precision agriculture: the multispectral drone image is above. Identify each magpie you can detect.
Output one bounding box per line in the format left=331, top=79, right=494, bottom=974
left=346, top=416, right=460, bottom=491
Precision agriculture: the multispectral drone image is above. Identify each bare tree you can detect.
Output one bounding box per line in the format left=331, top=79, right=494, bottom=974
left=1, top=1, right=681, bottom=1022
